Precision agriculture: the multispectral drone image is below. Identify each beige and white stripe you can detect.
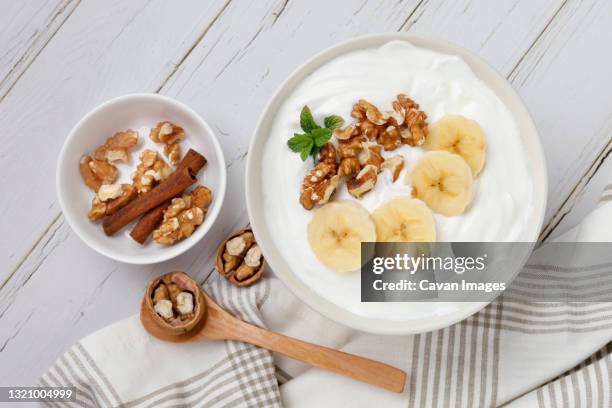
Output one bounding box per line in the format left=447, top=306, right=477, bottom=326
left=407, top=299, right=503, bottom=408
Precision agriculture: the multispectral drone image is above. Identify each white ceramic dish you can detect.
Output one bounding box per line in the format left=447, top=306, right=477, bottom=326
left=246, top=34, right=547, bottom=335
left=57, top=94, right=226, bottom=264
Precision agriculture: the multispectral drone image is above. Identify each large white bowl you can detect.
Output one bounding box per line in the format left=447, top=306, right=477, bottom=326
left=57, top=94, right=226, bottom=264
left=246, top=34, right=547, bottom=334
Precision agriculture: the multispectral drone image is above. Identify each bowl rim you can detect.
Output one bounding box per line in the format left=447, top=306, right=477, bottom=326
left=56, top=93, right=227, bottom=265
left=246, top=33, right=548, bottom=335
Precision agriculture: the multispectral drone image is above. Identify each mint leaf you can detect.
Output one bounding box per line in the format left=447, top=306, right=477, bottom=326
left=288, top=133, right=312, bottom=152
left=300, top=138, right=314, bottom=161
left=311, top=127, right=332, bottom=147
left=324, top=115, right=344, bottom=130
left=300, top=106, right=319, bottom=133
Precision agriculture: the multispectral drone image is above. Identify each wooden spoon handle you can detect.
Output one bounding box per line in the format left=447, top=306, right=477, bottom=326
left=230, top=321, right=406, bottom=393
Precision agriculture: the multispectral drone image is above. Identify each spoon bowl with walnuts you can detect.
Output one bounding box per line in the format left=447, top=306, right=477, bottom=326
left=141, top=272, right=406, bottom=393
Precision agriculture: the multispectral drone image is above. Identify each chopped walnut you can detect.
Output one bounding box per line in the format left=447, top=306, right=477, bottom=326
left=318, top=143, right=338, bottom=167
left=88, top=184, right=136, bottom=221
left=337, top=135, right=366, bottom=160
left=333, top=124, right=359, bottom=140
left=94, top=130, right=138, bottom=163
left=164, top=143, right=181, bottom=166
left=394, top=94, right=428, bottom=146
left=97, top=183, right=123, bottom=202
left=378, top=125, right=402, bottom=151
left=358, top=120, right=385, bottom=141
left=347, top=164, right=378, bottom=198
left=150, top=121, right=185, bottom=165
left=299, top=162, right=340, bottom=210
left=358, top=142, right=384, bottom=169
left=338, top=157, right=361, bottom=177
left=352, top=99, right=388, bottom=126
left=132, top=149, right=172, bottom=194
left=191, top=185, right=213, bottom=209
left=79, top=155, right=119, bottom=192
left=381, top=155, right=404, bottom=182
left=79, top=155, right=118, bottom=191
left=152, top=185, right=212, bottom=245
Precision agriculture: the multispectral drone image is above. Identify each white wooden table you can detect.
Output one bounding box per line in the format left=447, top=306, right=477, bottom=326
left=1, top=0, right=611, bottom=388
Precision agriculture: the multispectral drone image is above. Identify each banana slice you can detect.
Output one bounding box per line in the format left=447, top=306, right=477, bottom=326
left=307, top=201, right=377, bottom=273
left=423, top=115, right=486, bottom=176
left=372, top=197, right=436, bottom=242
left=406, top=151, right=472, bottom=216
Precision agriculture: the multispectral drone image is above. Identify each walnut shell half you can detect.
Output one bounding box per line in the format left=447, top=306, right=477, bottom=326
left=215, top=226, right=265, bottom=287
left=144, top=271, right=206, bottom=335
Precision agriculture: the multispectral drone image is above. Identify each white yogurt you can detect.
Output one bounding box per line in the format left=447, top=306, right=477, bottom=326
left=261, top=41, right=533, bottom=320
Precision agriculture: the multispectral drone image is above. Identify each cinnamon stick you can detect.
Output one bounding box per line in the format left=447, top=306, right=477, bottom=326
left=129, top=149, right=207, bottom=244
left=102, top=168, right=196, bottom=236
left=129, top=199, right=172, bottom=244
left=176, top=148, right=207, bottom=174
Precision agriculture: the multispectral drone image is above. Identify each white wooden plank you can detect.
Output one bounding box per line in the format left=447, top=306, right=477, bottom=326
left=404, top=0, right=564, bottom=76
left=0, top=0, right=230, bottom=280
left=547, top=142, right=612, bottom=240
left=0, top=0, right=425, bottom=386
left=506, top=0, right=612, bottom=230
left=0, top=0, right=79, bottom=100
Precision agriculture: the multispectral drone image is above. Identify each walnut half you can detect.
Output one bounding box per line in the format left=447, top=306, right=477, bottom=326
left=94, top=129, right=139, bottom=163
left=150, top=121, right=185, bottom=166
left=88, top=184, right=136, bottom=221
left=79, top=155, right=118, bottom=192
left=132, top=149, right=172, bottom=194
left=215, top=226, right=264, bottom=286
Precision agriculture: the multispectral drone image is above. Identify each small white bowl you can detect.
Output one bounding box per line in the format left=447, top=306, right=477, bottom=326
left=246, top=33, right=547, bottom=334
left=57, top=94, right=226, bottom=264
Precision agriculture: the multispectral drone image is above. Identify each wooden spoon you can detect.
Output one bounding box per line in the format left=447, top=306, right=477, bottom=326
left=140, top=283, right=406, bottom=393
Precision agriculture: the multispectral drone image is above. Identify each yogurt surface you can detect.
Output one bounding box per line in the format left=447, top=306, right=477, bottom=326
left=261, top=41, right=533, bottom=320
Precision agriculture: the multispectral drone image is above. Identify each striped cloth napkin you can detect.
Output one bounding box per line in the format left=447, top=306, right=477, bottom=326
left=42, top=185, right=612, bottom=407
left=40, top=275, right=283, bottom=408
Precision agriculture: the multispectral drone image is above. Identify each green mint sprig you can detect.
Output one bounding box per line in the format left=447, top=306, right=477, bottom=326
left=287, top=106, right=344, bottom=162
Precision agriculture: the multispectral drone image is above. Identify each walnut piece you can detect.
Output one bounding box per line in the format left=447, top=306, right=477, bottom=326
left=381, top=155, right=404, bottom=182
left=318, top=143, right=338, bottom=167
left=152, top=185, right=212, bottom=245
left=394, top=94, right=428, bottom=146
left=244, top=245, right=262, bottom=267
left=150, top=121, right=185, bottom=166
left=132, top=149, right=172, bottom=194
left=338, top=157, right=361, bottom=177
left=358, top=142, right=384, bottom=169
left=352, top=99, right=388, bottom=126
left=176, top=292, right=194, bottom=315
left=94, top=130, right=138, bottom=163
left=299, top=162, right=340, bottom=210
left=97, top=183, right=123, bottom=202
left=347, top=164, right=378, bottom=198
left=79, top=155, right=118, bottom=191
left=88, top=184, right=136, bottom=221
left=378, top=125, right=402, bottom=151
left=333, top=124, right=359, bottom=140
left=224, top=232, right=255, bottom=272
left=154, top=299, right=174, bottom=319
